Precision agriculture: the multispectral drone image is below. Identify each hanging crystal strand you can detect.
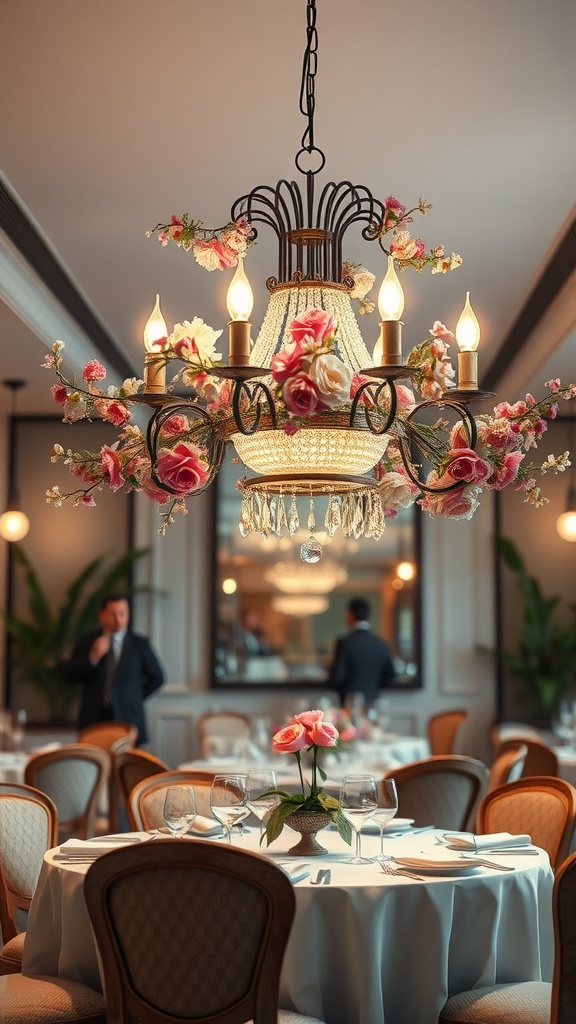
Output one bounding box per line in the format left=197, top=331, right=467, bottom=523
left=365, top=491, right=385, bottom=539
left=324, top=493, right=341, bottom=537
left=269, top=495, right=278, bottom=535
left=260, top=495, right=272, bottom=537
left=308, top=496, right=316, bottom=532
left=277, top=494, right=288, bottom=536
left=301, top=495, right=322, bottom=562
left=239, top=491, right=252, bottom=537
left=352, top=493, right=365, bottom=539
left=288, top=494, right=299, bottom=537
left=342, top=494, right=353, bottom=537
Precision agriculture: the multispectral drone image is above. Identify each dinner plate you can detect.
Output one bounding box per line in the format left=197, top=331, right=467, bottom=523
left=362, top=817, right=415, bottom=834
left=393, top=855, right=484, bottom=874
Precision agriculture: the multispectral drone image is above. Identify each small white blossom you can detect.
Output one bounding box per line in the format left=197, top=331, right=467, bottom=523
left=46, top=486, right=63, bottom=507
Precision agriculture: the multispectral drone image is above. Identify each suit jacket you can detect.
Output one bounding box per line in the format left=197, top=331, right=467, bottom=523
left=327, top=627, right=396, bottom=706
left=65, top=630, right=164, bottom=744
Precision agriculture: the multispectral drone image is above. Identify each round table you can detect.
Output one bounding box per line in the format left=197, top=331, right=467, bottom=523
left=22, top=827, right=554, bottom=1024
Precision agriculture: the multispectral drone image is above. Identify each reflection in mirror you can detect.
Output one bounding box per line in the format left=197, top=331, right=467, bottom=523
left=213, top=451, right=420, bottom=690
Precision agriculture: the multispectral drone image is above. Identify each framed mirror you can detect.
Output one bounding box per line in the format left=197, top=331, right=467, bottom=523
left=212, top=450, right=421, bottom=691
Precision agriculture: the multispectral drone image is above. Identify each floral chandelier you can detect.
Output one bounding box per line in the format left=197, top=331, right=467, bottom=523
left=46, top=0, right=575, bottom=560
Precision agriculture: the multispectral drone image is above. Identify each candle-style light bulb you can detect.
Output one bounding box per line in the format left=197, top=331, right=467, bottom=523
left=455, top=291, right=480, bottom=390
left=143, top=294, right=167, bottom=393
left=226, top=258, right=254, bottom=321
left=378, top=256, right=405, bottom=321
left=455, top=291, right=480, bottom=352
left=227, top=258, right=253, bottom=366
left=373, top=256, right=404, bottom=366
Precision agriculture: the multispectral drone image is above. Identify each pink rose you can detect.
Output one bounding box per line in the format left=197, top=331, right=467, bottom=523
left=383, top=195, right=406, bottom=231
left=488, top=451, right=524, bottom=490
left=283, top=374, right=326, bottom=417
left=445, top=448, right=492, bottom=485
left=272, top=722, right=308, bottom=754
left=156, top=442, right=209, bottom=495
left=340, top=726, right=358, bottom=743
left=289, top=309, right=336, bottom=346
left=83, top=359, right=106, bottom=383
left=193, top=239, right=237, bottom=271
left=101, top=400, right=131, bottom=427
left=306, top=720, right=339, bottom=748
left=100, top=446, right=124, bottom=491
left=51, top=384, right=68, bottom=406
left=271, top=342, right=307, bottom=384
left=350, top=374, right=374, bottom=408
left=140, top=471, right=171, bottom=505
left=160, top=414, right=190, bottom=438
left=420, top=479, right=480, bottom=520
left=395, top=384, right=416, bottom=414
left=292, top=709, right=324, bottom=728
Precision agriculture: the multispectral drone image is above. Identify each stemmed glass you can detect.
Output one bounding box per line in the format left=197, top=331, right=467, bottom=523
left=371, top=778, right=399, bottom=862
left=162, top=787, right=197, bottom=838
left=210, top=774, right=250, bottom=843
left=246, top=769, right=279, bottom=838
left=339, top=774, right=378, bottom=865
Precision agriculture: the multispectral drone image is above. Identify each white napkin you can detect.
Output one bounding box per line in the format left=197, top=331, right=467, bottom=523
left=444, top=831, right=532, bottom=851
left=54, top=833, right=152, bottom=859
left=276, top=861, right=310, bottom=883
left=189, top=816, right=224, bottom=837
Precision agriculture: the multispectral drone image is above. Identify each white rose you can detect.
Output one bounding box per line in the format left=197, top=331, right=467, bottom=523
left=170, top=318, right=223, bottom=364
left=348, top=267, right=375, bottom=300
left=378, top=471, right=418, bottom=510
left=309, top=353, right=353, bottom=408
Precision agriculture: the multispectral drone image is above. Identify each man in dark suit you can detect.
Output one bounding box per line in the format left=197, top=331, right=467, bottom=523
left=65, top=593, right=164, bottom=745
left=327, top=596, right=396, bottom=707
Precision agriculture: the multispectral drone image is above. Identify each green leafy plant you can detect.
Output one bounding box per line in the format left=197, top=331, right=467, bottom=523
left=3, top=545, right=153, bottom=723
left=491, top=536, right=576, bottom=719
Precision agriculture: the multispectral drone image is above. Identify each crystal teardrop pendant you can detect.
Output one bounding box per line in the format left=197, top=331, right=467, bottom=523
left=300, top=534, right=323, bottom=563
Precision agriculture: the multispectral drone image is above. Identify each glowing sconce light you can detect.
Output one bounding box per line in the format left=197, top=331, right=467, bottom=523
left=222, top=577, right=238, bottom=594
left=0, top=380, right=30, bottom=542
left=143, top=294, right=168, bottom=393
left=455, top=291, right=481, bottom=390
left=396, top=560, right=415, bottom=582
left=227, top=258, right=254, bottom=365
left=373, top=256, right=405, bottom=366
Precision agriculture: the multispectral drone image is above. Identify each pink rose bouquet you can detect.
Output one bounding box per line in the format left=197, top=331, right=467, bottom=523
left=261, top=709, right=352, bottom=847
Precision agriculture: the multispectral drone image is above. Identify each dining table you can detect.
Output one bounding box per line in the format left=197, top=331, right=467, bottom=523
left=22, top=822, right=554, bottom=1024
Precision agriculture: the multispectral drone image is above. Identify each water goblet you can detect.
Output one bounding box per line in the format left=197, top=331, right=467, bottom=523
left=339, top=774, right=378, bottom=865
left=247, top=769, right=279, bottom=838
left=210, top=774, right=250, bottom=843
left=162, top=786, right=197, bottom=838
left=372, top=778, right=399, bottom=862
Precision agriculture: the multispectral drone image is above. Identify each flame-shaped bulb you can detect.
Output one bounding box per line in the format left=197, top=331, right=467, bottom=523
left=377, top=256, right=405, bottom=321
left=226, top=258, right=254, bottom=321
left=456, top=292, right=480, bottom=352
left=143, top=294, right=167, bottom=353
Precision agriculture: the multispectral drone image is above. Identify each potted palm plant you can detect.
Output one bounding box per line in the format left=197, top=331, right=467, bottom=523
left=3, top=545, right=153, bottom=724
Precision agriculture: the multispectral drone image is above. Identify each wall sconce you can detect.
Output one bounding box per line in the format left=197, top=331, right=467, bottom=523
left=556, top=417, right=576, bottom=542
left=0, top=380, right=30, bottom=542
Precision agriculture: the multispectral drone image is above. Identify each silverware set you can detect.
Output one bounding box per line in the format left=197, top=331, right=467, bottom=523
left=380, top=862, right=424, bottom=881
left=310, top=868, right=331, bottom=885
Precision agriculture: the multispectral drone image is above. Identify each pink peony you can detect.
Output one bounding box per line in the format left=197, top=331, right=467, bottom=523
left=83, top=360, right=106, bottom=383
left=192, top=238, right=237, bottom=271
left=283, top=374, right=326, bottom=417
left=289, top=308, right=336, bottom=346
left=306, top=720, right=339, bottom=748
left=488, top=451, right=524, bottom=490
left=272, top=722, right=308, bottom=754
left=100, top=446, right=124, bottom=491
left=445, top=448, right=492, bottom=485
left=271, top=342, right=308, bottom=384
left=51, top=384, right=68, bottom=406
left=155, top=442, right=209, bottom=495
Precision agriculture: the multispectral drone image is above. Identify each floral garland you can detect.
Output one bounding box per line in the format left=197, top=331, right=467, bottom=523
left=45, top=308, right=575, bottom=534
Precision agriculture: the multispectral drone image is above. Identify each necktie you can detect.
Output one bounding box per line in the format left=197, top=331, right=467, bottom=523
left=102, top=637, right=118, bottom=708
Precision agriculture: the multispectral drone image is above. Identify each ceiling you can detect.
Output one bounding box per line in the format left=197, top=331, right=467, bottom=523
left=1, top=0, right=575, bottom=419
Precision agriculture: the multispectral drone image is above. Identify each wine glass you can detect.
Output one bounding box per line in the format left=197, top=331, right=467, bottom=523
left=210, top=774, right=250, bottom=843
left=339, top=774, right=378, bottom=865
left=372, top=778, right=399, bottom=862
left=247, top=769, right=279, bottom=838
left=11, top=709, right=27, bottom=751
left=162, top=787, right=197, bottom=838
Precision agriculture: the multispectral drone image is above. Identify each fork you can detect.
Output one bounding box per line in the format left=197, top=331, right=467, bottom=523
left=311, top=869, right=327, bottom=885
left=380, top=862, right=424, bottom=881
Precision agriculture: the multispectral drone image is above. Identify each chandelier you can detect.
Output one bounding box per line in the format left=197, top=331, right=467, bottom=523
left=46, top=1, right=575, bottom=556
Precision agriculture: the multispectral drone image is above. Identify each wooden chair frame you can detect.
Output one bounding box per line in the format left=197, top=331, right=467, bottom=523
left=84, top=840, right=296, bottom=1024
left=78, top=723, right=139, bottom=832
left=129, top=770, right=218, bottom=830
left=496, top=737, right=559, bottom=778
left=487, top=742, right=528, bottom=791
left=383, top=755, right=489, bottom=832
left=427, top=710, right=467, bottom=756
left=24, top=744, right=109, bottom=841
left=113, top=749, right=168, bottom=832
left=477, top=776, right=576, bottom=870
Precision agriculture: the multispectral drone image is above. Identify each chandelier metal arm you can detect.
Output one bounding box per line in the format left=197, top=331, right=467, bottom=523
left=231, top=379, right=277, bottom=436
left=146, top=400, right=225, bottom=496
left=397, top=399, right=479, bottom=494
left=349, top=380, right=397, bottom=435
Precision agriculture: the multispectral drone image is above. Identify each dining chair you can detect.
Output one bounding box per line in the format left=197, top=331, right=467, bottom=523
left=113, top=748, right=168, bottom=831
left=489, top=721, right=542, bottom=756
left=196, top=709, right=251, bottom=759
left=78, top=721, right=139, bottom=833
left=0, top=783, right=58, bottom=975
left=476, top=776, right=576, bottom=871
left=496, top=737, right=559, bottom=778
left=24, top=744, right=109, bottom=841
left=84, top=839, right=326, bottom=1024
left=487, top=742, right=528, bottom=791
left=427, top=710, right=468, bottom=756
left=383, top=755, right=489, bottom=832
left=438, top=847, right=576, bottom=1024
left=130, top=769, right=218, bottom=829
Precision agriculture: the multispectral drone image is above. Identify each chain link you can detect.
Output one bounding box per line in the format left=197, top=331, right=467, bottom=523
left=299, top=0, right=318, bottom=153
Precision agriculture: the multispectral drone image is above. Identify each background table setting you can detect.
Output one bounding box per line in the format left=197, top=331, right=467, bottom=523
left=22, top=818, right=554, bottom=1024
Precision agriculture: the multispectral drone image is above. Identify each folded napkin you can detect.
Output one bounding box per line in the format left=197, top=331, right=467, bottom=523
left=189, top=816, right=224, bottom=837
left=443, top=831, right=532, bottom=851
left=54, top=833, right=152, bottom=859
left=276, top=861, right=310, bottom=883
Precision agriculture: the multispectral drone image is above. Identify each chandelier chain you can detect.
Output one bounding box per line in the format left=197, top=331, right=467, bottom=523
left=297, top=0, right=325, bottom=176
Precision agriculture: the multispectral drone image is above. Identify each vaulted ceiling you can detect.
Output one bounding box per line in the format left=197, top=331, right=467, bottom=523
left=1, top=0, right=575, bottom=418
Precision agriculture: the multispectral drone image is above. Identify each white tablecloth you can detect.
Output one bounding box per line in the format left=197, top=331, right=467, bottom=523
left=0, top=751, right=28, bottom=784
left=23, top=828, right=553, bottom=1024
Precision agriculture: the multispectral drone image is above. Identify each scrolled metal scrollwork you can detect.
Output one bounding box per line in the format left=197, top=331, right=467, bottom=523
left=146, top=400, right=226, bottom=496
left=349, top=378, right=397, bottom=435
left=231, top=378, right=277, bottom=436
left=397, top=398, right=479, bottom=494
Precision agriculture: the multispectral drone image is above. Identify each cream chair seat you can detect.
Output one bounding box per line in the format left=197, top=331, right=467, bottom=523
left=24, top=744, right=108, bottom=841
